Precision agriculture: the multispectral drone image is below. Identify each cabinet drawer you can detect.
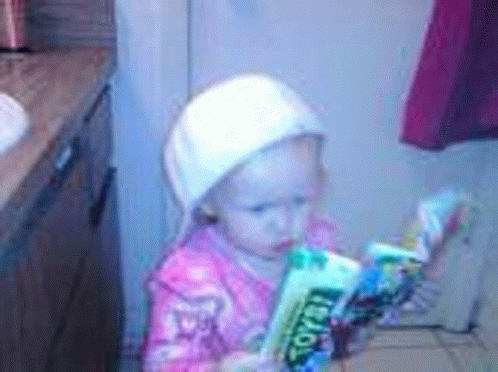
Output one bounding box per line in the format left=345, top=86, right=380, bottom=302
left=0, top=137, right=93, bottom=372
left=83, top=85, right=113, bottom=201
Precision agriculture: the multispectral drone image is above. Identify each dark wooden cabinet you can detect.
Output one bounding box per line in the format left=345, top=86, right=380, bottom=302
left=0, top=84, right=123, bottom=372
left=45, top=171, right=123, bottom=372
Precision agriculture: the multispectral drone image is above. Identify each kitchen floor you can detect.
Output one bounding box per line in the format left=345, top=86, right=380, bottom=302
left=119, top=326, right=494, bottom=372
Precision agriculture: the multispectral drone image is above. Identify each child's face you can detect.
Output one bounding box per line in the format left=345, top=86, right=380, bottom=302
left=206, top=136, right=326, bottom=261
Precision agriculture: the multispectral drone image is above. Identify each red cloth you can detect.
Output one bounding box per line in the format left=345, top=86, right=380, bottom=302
left=401, top=0, right=498, bottom=150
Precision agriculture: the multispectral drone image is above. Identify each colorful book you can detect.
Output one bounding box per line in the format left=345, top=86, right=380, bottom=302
left=259, top=246, right=361, bottom=371
left=260, top=243, right=425, bottom=371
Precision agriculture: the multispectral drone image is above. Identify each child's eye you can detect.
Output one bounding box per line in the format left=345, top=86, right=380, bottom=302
left=295, top=196, right=307, bottom=206
left=249, top=198, right=307, bottom=213
left=249, top=205, right=269, bottom=214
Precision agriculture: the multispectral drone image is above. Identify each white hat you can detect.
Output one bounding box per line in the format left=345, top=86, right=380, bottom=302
left=164, top=74, right=328, bottom=245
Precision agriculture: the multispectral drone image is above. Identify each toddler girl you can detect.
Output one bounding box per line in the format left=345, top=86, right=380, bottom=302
left=140, top=74, right=440, bottom=372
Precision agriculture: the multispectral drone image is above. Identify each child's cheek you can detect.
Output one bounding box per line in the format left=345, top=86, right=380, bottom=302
left=307, top=196, right=321, bottom=214
left=225, top=184, right=238, bottom=200
left=303, top=206, right=316, bottom=229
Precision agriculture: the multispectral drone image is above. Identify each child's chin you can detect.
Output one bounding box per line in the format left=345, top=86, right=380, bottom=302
left=269, top=247, right=292, bottom=260
left=242, top=246, right=281, bottom=261
left=254, top=248, right=283, bottom=261
left=270, top=253, right=285, bottom=261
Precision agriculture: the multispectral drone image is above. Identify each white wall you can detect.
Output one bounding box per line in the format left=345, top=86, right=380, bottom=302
left=111, top=0, right=187, bottom=348
left=473, top=143, right=498, bottom=347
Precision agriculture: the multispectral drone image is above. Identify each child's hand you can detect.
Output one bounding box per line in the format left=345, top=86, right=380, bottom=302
left=218, top=351, right=283, bottom=372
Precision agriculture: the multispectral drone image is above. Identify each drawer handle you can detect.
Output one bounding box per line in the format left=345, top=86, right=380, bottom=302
left=52, top=137, right=79, bottom=185
left=54, top=144, right=73, bottom=171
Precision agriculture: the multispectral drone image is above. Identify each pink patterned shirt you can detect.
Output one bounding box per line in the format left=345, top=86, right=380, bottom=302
left=141, top=213, right=342, bottom=372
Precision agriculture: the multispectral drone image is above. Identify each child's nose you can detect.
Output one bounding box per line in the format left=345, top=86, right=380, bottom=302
left=276, top=203, right=299, bottom=237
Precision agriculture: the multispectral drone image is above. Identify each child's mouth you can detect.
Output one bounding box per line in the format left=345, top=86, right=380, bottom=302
left=274, top=240, right=294, bottom=252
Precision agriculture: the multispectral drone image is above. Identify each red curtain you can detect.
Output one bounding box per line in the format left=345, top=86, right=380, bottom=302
left=401, top=0, right=498, bottom=150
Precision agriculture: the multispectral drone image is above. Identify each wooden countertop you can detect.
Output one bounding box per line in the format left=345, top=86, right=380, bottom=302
left=0, top=47, right=116, bottom=245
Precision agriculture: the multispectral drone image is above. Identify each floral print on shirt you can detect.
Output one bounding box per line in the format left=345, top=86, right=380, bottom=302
left=141, top=213, right=342, bottom=372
